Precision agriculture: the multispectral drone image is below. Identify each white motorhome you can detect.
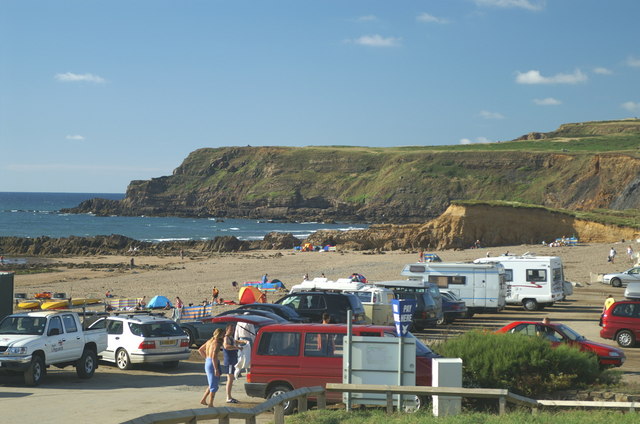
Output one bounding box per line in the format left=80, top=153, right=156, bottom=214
left=474, top=254, right=565, bottom=311
left=290, top=278, right=394, bottom=325
left=400, top=262, right=507, bottom=317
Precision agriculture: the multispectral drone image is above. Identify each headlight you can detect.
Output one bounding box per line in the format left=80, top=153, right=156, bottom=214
left=6, top=346, right=28, bottom=355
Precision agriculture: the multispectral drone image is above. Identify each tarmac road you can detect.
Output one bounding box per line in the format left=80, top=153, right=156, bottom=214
left=2, top=281, right=638, bottom=423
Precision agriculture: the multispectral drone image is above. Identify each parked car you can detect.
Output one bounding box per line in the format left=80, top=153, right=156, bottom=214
left=237, top=319, right=439, bottom=414
left=179, top=320, right=226, bottom=347
left=227, top=304, right=310, bottom=323
left=275, top=292, right=366, bottom=324
left=603, top=267, right=640, bottom=287
left=496, top=320, right=625, bottom=367
left=438, top=289, right=468, bottom=325
left=88, top=313, right=190, bottom=369
left=392, top=290, right=439, bottom=331
left=600, top=300, right=640, bottom=347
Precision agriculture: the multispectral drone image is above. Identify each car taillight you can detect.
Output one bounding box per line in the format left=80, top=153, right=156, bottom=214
left=421, top=311, right=427, bottom=319
left=180, top=339, right=189, bottom=347
left=246, top=372, right=252, bottom=383
left=139, top=341, right=156, bottom=349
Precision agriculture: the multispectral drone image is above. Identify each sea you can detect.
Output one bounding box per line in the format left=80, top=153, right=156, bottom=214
left=0, top=192, right=367, bottom=243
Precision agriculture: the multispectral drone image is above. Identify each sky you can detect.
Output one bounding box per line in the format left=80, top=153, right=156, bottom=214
left=1, top=0, right=639, bottom=193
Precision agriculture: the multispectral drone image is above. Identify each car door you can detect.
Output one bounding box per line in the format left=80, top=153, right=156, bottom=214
left=44, top=316, right=66, bottom=363
left=627, top=268, right=640, bottom=284
left=104, top=319, right=125, bottom=361
left=60, top=314, right=83, bottom=359
left=302, top=331, right=345, bottom=401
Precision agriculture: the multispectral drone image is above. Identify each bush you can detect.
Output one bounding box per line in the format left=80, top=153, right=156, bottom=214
left=435, top=331, right=600, bottom=397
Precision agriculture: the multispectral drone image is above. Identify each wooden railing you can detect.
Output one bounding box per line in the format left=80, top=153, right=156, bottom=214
left=121, top=386, right=326, bottom=424
left=326, top=383, right=639, bottom=414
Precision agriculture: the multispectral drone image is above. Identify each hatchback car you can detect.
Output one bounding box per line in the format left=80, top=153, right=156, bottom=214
left=438, top=289, right=467, bottom=325
left=275, top=292, right=365, bottom=324
left=89, top=314, right=190, bottom=369
left=603, top=267, right=640, bottom=287
left=497, top=320, right=625, bottom=367
left=600, top=300, right=640, bottom=347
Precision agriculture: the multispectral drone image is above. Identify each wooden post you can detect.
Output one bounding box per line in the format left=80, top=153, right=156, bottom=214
left=498, top=396, right=506, bottom=415
left=273, top=404, right=285, bottom=424
left=317, top=391, right=327, bottom=410
left=386, top=391, right=394, bottom=414
left=299, top=395, right=308, bottom=412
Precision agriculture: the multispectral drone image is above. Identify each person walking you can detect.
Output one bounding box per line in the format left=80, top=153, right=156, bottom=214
left=173, top=296, right=184, bottom=321
left=261, top=273, right=268, bottom=285
left=608, top=247, right=617, bottom=264
left=222, top=323, right=244, bottom=403
left=627, top=245, right=634, bottom=263
left=200, top=328, right=224, bottom=407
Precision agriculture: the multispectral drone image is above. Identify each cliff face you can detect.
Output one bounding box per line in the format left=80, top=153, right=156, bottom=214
left=62, top=120, right=640, bottom=223
left=306, top=204, right=640, bottom=251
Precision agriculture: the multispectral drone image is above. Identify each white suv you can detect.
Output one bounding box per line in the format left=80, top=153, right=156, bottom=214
left=89, top=313, right=190, bottom=369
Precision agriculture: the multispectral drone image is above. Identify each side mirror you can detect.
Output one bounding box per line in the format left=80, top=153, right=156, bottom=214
left=48, top=328, right=61, bottom=336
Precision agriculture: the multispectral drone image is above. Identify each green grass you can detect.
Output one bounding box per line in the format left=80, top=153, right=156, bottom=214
left=286, top=409, right=640, bottom=424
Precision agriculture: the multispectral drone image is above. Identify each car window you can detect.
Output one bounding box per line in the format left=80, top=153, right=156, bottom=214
left=107, top=320, right=124, bottom=335
left=131, top=322, right=184, bottom=337
left=61, top=314, right=78, bottom=333
left=279, top=295, right=302, bottom=310
left=510, top=323, right=537, bottom=336
left=257, top=332, right=300, bottom=356
left=304, top=333, right=344, bottom=358
left=612, top=303, right=640, bottom=318
left=48, top=316, right=64, bottom=335
left=526, top=269, right=547, bottom=282
left=504, top=269, right=513, bottom=282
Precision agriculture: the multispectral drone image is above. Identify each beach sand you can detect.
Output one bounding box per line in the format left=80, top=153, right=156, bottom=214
left=9, top=242, right=634, bottom=306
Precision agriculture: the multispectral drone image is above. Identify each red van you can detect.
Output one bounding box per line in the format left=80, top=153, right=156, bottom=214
left=236, top=320, right=438, bottom=414
left=600, top=300, right=640, bottom=347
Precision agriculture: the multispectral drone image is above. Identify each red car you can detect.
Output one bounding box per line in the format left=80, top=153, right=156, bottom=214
left=496, top=321, right=625, bottom=367
left=600, top=300, right=640, bottom=348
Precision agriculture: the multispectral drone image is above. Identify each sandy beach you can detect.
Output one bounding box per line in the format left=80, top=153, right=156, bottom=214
left=8, top=241, right=636, bottom=308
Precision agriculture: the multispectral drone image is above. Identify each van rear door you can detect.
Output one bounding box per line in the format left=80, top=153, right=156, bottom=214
left=253, top=330, right=303, bottom=389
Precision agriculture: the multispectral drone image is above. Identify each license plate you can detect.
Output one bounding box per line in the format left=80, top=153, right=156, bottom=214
left=160, top=340, right=176, bottom=346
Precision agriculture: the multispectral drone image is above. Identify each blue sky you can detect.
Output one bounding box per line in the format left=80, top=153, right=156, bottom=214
left=1, top=0, right=639, bottom=193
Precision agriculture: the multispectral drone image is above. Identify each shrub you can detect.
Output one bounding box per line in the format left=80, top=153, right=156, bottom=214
left=435, top=331, right=600, bottom=397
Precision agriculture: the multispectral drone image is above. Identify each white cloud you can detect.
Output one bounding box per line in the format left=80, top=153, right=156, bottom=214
left=621, top=101, right=640, bottom=113
left=66, top=135, right=85, bottom=141
left=473, top=0, right=545, bottom=11
left=356, top=15, right=377, bottom=22
left=593, top=67, right=613, bottom=75
left=55, top=72, right=106, bottom=83
left=347, top=34, right=402, bottom=47
left=515, top=69, right=587, bottom=84
left=479, top=110, right=505, bottom=120
left=533, top=97, right=562, bottom=106
left=626, top=56, right=640, bottom=68
left=417, top=13, right=449, bottom=24
left=460, top=137, right=493, bottom=144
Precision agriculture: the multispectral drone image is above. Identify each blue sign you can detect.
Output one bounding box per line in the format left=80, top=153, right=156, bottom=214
left=391, top=299, right=416, bottom=337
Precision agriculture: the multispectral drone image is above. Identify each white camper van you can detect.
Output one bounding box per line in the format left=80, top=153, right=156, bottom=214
left=474, top=254, right=565, bottom=311
left=400, top=262, right=507, bottom=317
left=290, top=278, right=394, bottom=325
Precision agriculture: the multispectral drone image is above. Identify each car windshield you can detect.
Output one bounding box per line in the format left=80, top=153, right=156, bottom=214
left=0, top=316, right=47, bottom=335
left=130, top=321, right=184, bottom=338
left=555, top=324, right=584, bottom=341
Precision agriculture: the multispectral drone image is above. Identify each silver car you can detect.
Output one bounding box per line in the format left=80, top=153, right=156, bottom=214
left=603, top=267, right=640, bottom=287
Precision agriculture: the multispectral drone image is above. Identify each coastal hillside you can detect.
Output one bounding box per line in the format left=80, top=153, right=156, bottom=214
left=64, top=120, right=640, bottom=223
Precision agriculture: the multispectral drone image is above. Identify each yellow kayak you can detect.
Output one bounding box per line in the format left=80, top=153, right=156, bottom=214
left=17, top=301, right=41, bottom=310
left=41, top=298, right=102, bottom=310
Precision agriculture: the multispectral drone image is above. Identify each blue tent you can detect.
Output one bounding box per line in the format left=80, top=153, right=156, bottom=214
left=147, top=295, right=172, bottom=309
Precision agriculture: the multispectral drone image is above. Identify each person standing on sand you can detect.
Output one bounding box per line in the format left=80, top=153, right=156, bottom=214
left=628, top=245, right=634, bottom=263
left=608, top=247, right=616, bottom=264
left=200, top=328, right=224, bottom=407
left=261, top=273, right=268, bottom=285
left=222, top=323, right=245, bottom=404
left=212, top=286, right=219, bottom=301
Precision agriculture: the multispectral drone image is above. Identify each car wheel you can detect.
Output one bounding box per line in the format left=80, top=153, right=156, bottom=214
left=183, top=329, right=195, bottom=347
left=403, top=395, right=427, bottom=413
left=116, top=348, right=132, bottom=370
left=611, top=278, right=622, bottom=288
left=24, top=354, right=45, bottom=386
left=76, top=348, right=97, bottom=379
left=267, top=384, right=297, bottom=415
left=616, top=330, right=636, bottom=348
left=523, top=299, right=538, bottom=311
